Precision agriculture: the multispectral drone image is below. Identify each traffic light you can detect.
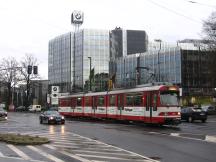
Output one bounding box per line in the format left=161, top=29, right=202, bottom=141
left=33, top=66, right=38, bottom=74
left=27, top=65, right=32, bottom=74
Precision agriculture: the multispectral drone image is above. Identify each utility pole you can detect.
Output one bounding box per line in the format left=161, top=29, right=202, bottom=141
left=154, top=39, right=162, bottom=82
left=88, top=57, right=92, bottom=91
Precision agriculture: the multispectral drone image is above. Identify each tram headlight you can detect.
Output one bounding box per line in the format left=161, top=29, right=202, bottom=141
left=177, top=112, right=181, bottom=116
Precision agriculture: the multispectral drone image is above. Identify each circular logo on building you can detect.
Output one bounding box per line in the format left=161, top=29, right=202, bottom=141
left=75, top=13, right=82, bottom=19
left=53, top=94, right=58, bottom=97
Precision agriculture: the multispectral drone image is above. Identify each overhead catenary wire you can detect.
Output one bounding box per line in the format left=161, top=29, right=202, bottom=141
left=186, top=0, right=216, bottom=8
left=146, top=0, right=202, bottom=24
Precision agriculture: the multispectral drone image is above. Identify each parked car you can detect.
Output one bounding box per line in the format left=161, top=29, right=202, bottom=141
left=0, top=107, right=7, bottom=120
left=39, top=110, right=65, bottom=124
left=15, top=106, right=26, bottom=112
left=201, top=105, right=216, bottom=115
left=181, top=107, right=207, bottom=123
left=28, top=105, right=41, bottom=112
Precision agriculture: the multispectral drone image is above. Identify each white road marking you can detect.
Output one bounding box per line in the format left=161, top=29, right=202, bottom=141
left=92, top=160, right=108, bottom=162
left=205, top=135, right=216, bottom=143
left=51, top=144, right=80, bottom=149
left=170, top=133, right=180, bottom=137
left=27, top=145, right=64, bottom=162
left=69, top=133, right=159, bottom=162
left=75, top=154, right=143, bottom=161
left=0, top=155, right=46, bottom=162
left=7, top=144, right=32, bottom=160
left=53, top=141, right=111, bottom=148
left=0, top=151, right=4, bottom=157
left=71, top=150, right=137, bottom=156
left=43, top=144, right=92, bottom=162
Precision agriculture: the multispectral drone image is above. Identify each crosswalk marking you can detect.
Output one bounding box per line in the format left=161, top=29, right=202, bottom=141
left=75, top=154, right=141, bottom=161
left=0, top=151, right=4, bottom=157
left=43, top=144, right=92, bottom=162
left=27, top=145, right=64, bottom=162
left=7, top=144, right=32, bottom=160
left=70, top=150, right=137, bottom=156
left=0, top=130, right=159, bottom=162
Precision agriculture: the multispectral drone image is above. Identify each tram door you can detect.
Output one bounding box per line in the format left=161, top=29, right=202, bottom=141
left=92, top=96, right=97, bottom=117
left=145, top=91, right=157, bottom=123
left=117, top=94, right=124, bottom=119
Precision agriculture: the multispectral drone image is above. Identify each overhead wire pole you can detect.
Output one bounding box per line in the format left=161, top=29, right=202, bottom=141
left=88, top=57, right=92, bottom=91
left=154, top=39, right=162, bottom=82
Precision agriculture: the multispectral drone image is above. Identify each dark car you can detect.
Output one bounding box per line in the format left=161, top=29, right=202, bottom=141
left=181, top=107, right=207, bottom=123
left=39, top=110, right=65, bottom=124
left=0, top=108, right=8, bottom=120
left=202, top=105, right=216, bottom=115
left=15, top=106, right=26, bottom=112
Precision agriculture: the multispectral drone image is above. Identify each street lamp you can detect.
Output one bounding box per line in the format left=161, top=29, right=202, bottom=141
left=154, top=39, right=162, bottom=82
left=88, top=57, right=92, bottom=91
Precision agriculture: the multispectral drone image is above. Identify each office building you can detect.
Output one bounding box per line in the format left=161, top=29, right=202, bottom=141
left=48, top=29, right=110, bottom=92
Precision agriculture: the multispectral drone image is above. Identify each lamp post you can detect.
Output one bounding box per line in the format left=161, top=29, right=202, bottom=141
left=88, top=57, right=92, bottom=91
left=154, top=39, right=162, bottom=82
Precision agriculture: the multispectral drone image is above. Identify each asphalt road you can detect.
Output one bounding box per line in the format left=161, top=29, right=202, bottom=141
left=0, top=112, right=216, bottom=162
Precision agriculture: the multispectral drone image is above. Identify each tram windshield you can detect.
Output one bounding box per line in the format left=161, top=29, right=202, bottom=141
left=160, top=91, right=179, bottom=106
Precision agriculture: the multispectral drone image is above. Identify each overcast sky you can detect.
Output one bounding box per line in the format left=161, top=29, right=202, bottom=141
left=0, top=0, right=215, bottom=79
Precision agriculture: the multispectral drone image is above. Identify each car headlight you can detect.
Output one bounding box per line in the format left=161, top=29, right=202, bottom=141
left=5, top=116, right=8, bottom=120
left=61, top=116, right=64, bottom=119
left=49, top=116, right=54, bottom=120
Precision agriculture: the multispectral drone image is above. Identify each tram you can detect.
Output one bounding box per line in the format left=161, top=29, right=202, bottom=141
left=58, top=83, right=181, bottom=125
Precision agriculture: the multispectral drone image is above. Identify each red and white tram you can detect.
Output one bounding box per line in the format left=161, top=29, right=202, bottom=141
left=58, top=84, right=181, bottom=125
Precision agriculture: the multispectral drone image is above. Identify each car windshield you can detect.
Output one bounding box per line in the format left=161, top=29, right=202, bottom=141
left=160, top=91, right=179, bottom=106
left=46, top=111, right=59, bottom=115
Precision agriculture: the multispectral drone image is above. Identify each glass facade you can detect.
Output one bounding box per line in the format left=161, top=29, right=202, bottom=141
left=114, top=47, right=182, bottom=88
left=48, top=29, right=109, bottom=93
left=75, top=29, right=110, bottom=91
left=110, top=29, right=148, bottom=60
left=48, top=32, right=73, bottom=92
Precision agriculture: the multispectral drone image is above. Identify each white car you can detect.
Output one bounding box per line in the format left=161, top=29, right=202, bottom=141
left=28, top=105, right=42, bottom=112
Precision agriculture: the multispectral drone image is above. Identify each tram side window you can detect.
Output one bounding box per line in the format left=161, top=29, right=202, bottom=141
left=77, top=97, right=82, bottom=106
left=126, top=95, right=133, bottom=106
left=153, top=94, right=157, bottom=111
left=98, top=96, right=104, bottom=106
left=109, top=95, right=116, bottom=106
left=134, top=94, right=143, bottom=106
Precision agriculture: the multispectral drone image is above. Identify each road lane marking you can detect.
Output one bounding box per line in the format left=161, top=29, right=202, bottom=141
left=70, top=150, right=137, bottom=156
left=205, top=135, right=216, bottom=143
left=75, top=154, right=146, bottom=161
left=69, top=133, right=159, bottom=162
left=27, top=145, right=64, bottom=162
left=0, top=151, right=4, bottom=157
left=170, top=133, right=180, bottom=137
left=0, top=155, right=46, bottom=162
left=43, top=144, right=92, bottom=162
left=7, top=144, right=32, bottom=160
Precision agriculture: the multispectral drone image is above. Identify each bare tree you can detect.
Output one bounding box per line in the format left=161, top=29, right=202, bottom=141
left=203, top=11, right=216, bottom=49
left=0, top=57, right=20, bottom=109
left=19, top=54, right=40, bottom=107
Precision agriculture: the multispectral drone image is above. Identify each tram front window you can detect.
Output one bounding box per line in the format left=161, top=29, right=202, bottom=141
left=160, top=91, right=179, bottom=106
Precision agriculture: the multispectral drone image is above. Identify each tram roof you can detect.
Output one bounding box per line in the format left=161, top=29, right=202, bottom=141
left=59, top=83, right=175, bottom=98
